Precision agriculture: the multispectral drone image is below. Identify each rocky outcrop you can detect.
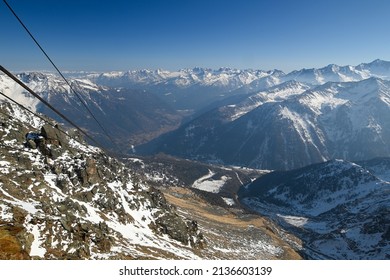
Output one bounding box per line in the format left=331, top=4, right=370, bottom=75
left=40, top=124, right=68, bottom=147
left=147, top=189, right=205, bottom=248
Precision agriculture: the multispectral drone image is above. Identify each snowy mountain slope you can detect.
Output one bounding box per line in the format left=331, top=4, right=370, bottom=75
left=283, top=64, right=367, bottom=85
left=143, top=77, right=390, bottom=170
left=358, top=157, right=390, bottom=182
left=238, top=159, right=390, bottom=259
left=136, top=80, right=312, bottom=157
left=282, top=60, right=390, bottom=85
left=0, top=71, right=102, bottom=108
left=0, top=102, right=204, bottom=259
left=220, top=80, right=311, bottom=122
left=2, top=59, right=390, bottom=260
left=356, top=59, right=390, bottom=80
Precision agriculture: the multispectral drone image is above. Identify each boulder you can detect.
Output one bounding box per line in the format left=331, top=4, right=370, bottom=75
left=40, top=124, right=68, bottom=147
left=25, top=139, right=37, bottom=149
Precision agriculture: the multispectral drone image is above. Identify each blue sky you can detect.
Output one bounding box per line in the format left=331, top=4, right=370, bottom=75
left=1, top=0, right=390, bottom=72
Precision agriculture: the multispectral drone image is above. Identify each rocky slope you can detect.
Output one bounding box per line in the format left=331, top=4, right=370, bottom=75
left=0, top=102, right=204, bottom=259
left=238, top=159, right=390, bottom=259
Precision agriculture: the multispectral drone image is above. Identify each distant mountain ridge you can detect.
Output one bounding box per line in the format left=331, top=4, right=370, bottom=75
left=283, top=59, right=390, bottom=84
left=75, top=59, right=390, bottom=109
left=139, top=61, right=390, bottom=170
left=83, top=59, right=390, bottom=88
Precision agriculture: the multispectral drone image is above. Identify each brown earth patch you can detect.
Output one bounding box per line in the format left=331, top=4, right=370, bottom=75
left=0, top=223, right=30, bottom=260
left=162, top=187, right=302, bottom=260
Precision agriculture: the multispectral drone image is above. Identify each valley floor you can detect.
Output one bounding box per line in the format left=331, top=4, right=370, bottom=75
left=160, top=187, right=302, bottom=260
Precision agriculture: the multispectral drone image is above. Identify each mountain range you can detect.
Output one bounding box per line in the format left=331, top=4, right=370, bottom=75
left=1, top=59, right=390, bottom=259
left=2, top=59, right=390, bottom=171
left=139, top=75, right=390, bottom=170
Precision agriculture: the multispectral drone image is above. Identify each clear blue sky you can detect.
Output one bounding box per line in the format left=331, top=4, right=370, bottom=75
left=1, top=0, right=389, bottom=72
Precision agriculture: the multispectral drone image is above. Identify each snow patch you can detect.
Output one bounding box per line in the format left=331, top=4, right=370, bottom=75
left=192, top=170, right=229, bottom=193
left=29, top=223, right=46, bottom=258
left=0, top=187, right=40, bottom=215
left=0, top=160, right=11, bottom=174
left=277, top=214, right=308, bottom=227
left=222, top=197, right=235, bottom=206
